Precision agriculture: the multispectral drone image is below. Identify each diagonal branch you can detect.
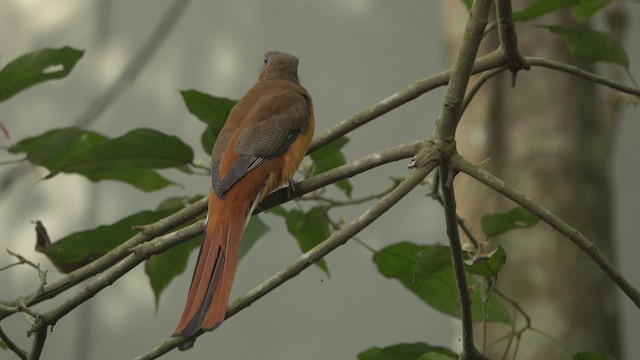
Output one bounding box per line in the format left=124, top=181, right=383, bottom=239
left=0, top=196, right=208, bottom=322
left=309, top=50, right=505, bottom=153
left=29, top=221, right=206, bottom=333
left=260, top=140, right=421, bottom=211
left=452, top=153, right=640, bottom=309
left=134, top=161, right=438, bottom=359
left=526, top=56, right=640, bottom=97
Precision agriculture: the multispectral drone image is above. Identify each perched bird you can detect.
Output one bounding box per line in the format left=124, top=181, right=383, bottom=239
left=173, top=51, right=314, bottom=350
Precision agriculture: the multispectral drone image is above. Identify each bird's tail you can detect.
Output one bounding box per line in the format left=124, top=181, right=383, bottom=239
left=172, top=195, right=249, bottom=350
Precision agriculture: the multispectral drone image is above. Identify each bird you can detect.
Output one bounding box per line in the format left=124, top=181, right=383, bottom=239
left=173, top=51, right=314, bottom=350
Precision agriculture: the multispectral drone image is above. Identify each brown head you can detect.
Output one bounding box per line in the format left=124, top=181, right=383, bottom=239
left=259, top=51, right=300, bottom=83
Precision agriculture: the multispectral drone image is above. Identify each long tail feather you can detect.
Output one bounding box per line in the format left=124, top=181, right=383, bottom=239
left=173, top=192, right=248, bottom=349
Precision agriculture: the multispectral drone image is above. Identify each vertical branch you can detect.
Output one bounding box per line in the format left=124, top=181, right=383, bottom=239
left=440, top=163, right=477, bottom=359
left=434, top=0, right=493, bottom=141
left=495, top=0, right=527, bottom=85
left=27, top=329, right=47, bottom=360
left=495, top=0, right=519, bottom=59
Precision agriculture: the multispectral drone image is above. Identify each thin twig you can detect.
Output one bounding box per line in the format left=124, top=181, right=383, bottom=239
left=300, top=179, right=401, bottom=207
left=461, top=67, right=506, bottom=116
left=526, top=56, right=640, bottom=97
left=452, top=153, right=640, bottom=308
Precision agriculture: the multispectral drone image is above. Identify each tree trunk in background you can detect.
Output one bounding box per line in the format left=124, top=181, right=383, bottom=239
left=441, top=2, right=625, bottom=359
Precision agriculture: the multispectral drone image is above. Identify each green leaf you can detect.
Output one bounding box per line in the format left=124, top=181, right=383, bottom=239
left=572, top=0, right=612, bottom=22
left=0, top=340, right=7, bottom=350
left=545, top=26, right=629, bottom=67
left=358, top=342, right=457, bottom=360
left=275, top=206, right=330, bottom=275
left=180, top=89, right=237, bottom=154
left=460, top=0, right=473, bottom=10
left=309, top=137, right=353, bottom=197
left=9, top=127, right=186, bottom=191
left=464, top=245, right=507, bottom=277
left=9, top=127, right=107, bottom=168
left=481, top=206, right=540, bottom=237
left=513, top=0, right=579, bottom=21
left=238, top=215, right=270, bottom=260
left=36, top=196, right=199, bottom=273
left=0, top=46, right=84, bottom=102
left=47, top=128, right=194, bottom=175
left=573, top=351, right=614, bottom=360
left=375, top=242, right=510, bottom=323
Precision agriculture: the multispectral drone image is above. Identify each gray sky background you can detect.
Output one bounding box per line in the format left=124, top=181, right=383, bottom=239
left=0, top=1, right=638, bottom=359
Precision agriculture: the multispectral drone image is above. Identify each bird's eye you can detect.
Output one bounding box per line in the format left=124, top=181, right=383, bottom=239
left=264, top=55, right=270, bottom=65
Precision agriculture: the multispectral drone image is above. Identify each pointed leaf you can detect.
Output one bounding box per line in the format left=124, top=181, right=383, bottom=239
left=237, top=215, right=270, bottom=260
left=358, top=342, right=457, bottom=360
left=0, top=340, right=7, bottom=349
left=309, top=137, right=353, bottom=197
left=513, top=0, right=579, bottom=21
left=0, top=46, right=84, bottom=101
left=47, top=128, right=194, bottom=175
left=464, top=245, right=507, bottom=276
left=545, top=26, right=629, bottom=67
left=180, top=89, right=236, bottom=154
left=36, top=196, right=200, bottom=273
left=9, top=127, right=185, bottom=191
left=9, top=127, right=107, bottom=168
left=481, top=206, right=540, bottom=237
left=375, top=242, right=510, bottom=323
left=275, top=207, right=330, bottom=275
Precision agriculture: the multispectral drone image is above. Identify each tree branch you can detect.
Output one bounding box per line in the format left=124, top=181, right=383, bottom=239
left=495, top=0, right=526, bottom=86
left=260, top=140, right=421, bottom=211
left=440, top=162, right=477, bottom=359
left=526, top=56, right=640, bottom=97
left=135, top=162, right=438, bottom=359
left=0, top=197, right=208, bottom=322
left=434, top=0, right=493, bottom=142
left=461, top=67, right=506, bottom=116
left=309, top=50, right=505, bottom=153
left=452, top=153, right=640, bottom=309
left=26, top=328, right=46, bottom=360
left=29, top=221, right=205, bottom=333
